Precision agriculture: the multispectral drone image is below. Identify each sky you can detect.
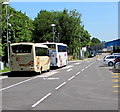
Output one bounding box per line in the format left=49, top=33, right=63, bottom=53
left=9, top=1, right=118, bottom=42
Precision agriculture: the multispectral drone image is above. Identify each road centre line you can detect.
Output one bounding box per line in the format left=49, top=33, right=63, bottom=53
left=55, top=82, right=67, bottom=90
left=0, top=76, right=40, bottom=92
left=68, top=76, right=75, bottom=81
left=81, top=68, right=85, bottom=71
left=32, top=61, right=96, bottom=108
left=80, top=61, right=96, bottom=72
left=76, top=72, right=81, bottom=76
left=32, top=92, right=51, bottom=108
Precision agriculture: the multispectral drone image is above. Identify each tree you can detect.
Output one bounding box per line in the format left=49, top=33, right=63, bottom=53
left=2, top=6, right=92, bottom=62
left=33, top=10, right=54, bottom=42
left=2, top=5, right=34, bottom=62
left=33, top=9, right=91, bottom=56
left=91, top=37, right=101, bottom=47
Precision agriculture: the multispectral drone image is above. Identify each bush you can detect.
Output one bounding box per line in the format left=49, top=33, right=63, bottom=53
left=84, top=51, right=90, bottom=58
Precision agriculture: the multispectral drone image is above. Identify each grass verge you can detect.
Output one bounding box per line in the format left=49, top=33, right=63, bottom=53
left=0, top=67, right=10, bottom=73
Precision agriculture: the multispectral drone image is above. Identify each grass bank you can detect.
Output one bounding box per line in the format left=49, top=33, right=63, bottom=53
left=0, top=67, right=10, bottom=73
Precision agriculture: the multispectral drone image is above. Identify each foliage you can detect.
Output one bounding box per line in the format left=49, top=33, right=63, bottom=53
left=91, top=37, right=101, bottom=47
left=0, top=67, right=10, bottom=73
left=84, top=51, right=90, bottom=58
left=113, top=46, right=120, bottom=53
left=0, top=0, right=9, bottom=4
left=2, top=6, right=34, bottom=43
left=2, top=5, right=34, bottom=62
left=2, top=5, right=92, bottom=61
left=33, top=9, right=91, bottom=55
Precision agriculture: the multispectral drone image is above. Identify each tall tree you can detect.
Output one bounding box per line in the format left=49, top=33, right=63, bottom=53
left=2, top=5, right=34, bottom=62
left=33, top=9, right=91, bottom=55
left=91, top=37, right=101, bottom=46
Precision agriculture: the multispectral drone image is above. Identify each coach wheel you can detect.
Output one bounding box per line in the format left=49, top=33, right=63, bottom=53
left=108, top=62, right=113, bottom=66
left=39, top=67, right=42, bottom=74
left=47, top=69, right=50, bottom=72
left=114, top=62, right=116, bottom=68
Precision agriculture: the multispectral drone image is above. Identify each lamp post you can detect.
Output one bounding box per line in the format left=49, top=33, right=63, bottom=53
left=2, top=2, right=10, bottom=66
left=58, top=33, right=60, bottom=42
left=51, top=24, right=55, bottom=42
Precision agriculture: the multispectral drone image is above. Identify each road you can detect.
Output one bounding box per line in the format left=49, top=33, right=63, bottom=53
left=0, top=54, right=119, bottom=110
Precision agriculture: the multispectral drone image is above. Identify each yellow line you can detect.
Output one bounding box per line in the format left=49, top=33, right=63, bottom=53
left=112, top=80, right=120, bottom=82
left=112, top=76, right=120, bottom=78
left=112, top=74, right=120, bottom=76
left=112, top=85, right=120, bottom=87
left=113, top=91, right=120, bottom=93
left=112, top=73, right=120, bottom=75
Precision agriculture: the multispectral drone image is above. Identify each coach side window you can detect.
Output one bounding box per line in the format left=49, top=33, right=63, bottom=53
left=35, top=47, right=48, bottom=56
left=58, top=45, right=67, bottom=52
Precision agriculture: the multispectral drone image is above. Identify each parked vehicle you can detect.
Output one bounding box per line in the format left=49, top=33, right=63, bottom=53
left=89, top=51, right=96, bottom=57
left=103, top=55, right=119, bottom=66
left=114, top=62, right=120, bottom=70
left=114, top=56, right=120, bottom=69
left=112, top=53, right=120, bottom=56
left=10, top=43, right=50, bottom=74
left=42, top=42, right=68, bottom=67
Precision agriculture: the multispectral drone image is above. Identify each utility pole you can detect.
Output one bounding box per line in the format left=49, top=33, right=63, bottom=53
left=2, top=1, right=10, bottom=67
left=51, top=24, right=55, bottom=42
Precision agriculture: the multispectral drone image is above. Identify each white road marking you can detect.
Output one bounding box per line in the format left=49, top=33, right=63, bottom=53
left=0, top=76, right=40, bottom=92
left=62, top=65, right=73, bottom=70
left=97, top=58, right=100, bottom=61
left=68, top=76, right=75, bottom=81
left=74, top=62, right=81, bottom=65
left=66, top=69, right=73, bottom=72
left=81, top=68, right=85, bottom=71
left=55, top=82, right=66, bottom=90
left=32, top=93, right=51, bottom=108
left=76, top=72, right=81, bottom=76
left=69, top=60, right=81, bottom=63
left=38, top=71, right=58, bottom=78
left=0, top=76, right=8, bottom=80
left=43, top=78, right=59, bottom=80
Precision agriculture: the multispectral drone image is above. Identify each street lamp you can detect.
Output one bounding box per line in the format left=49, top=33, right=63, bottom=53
left=58, top=33, right=60, bottom=43
left=79, top=37, right=82, bottom=59
left=2, top=1, right=10, bottom=67
left=51, top=24, right=55, bottom=42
